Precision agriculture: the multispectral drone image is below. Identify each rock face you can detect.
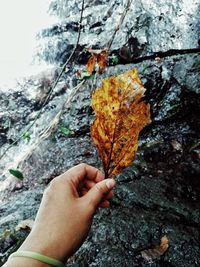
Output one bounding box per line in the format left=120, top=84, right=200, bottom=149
left=36, top=0, right=200, bottom=64
left=0, top=0, right=200, bottom=266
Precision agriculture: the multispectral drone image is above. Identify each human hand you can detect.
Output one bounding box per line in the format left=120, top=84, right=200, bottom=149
left=18, top=163, right=116, bottom=263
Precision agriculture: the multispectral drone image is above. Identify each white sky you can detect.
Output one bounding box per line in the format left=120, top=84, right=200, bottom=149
left=0, top=0, right=55, bottom=87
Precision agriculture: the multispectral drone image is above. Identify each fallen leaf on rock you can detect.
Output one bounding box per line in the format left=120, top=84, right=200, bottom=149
left=91, top=68, right=151, bottom=177
left=141, top=235, right=169, bottom=261
left=15, top=219, right=34, bottom=232
left=86, top=48, right=108, bottom=74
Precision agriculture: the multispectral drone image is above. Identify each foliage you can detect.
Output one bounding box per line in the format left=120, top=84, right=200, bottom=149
left=76, top=70, right=95, bottom=80
left=59, top=124, right=74, bottom=136
left=109, top=54, right=119, bottom=65
left=91, top=68, right=151, bottom=178
left=22, top=132, right=31, bottom=143
left=141, top=65, right=149, bottom=74
left=9, top=168, right=24, bottom=180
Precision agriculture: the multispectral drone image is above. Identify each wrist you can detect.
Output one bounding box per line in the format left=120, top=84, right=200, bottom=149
left=18, top=231, right=67, bottom=263
left=5, top=256, right=51, bottom=267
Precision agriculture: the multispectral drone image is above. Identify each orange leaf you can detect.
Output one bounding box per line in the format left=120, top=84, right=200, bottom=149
left=87, top=54, right=97, bottom=74
left=97, top=49, right=108, bottom=74
left=141, top=235, right=169, bottom=261
left=91, top=68, right=151, bottom=178
left=76, top=70, right=82, bottom=78
left=86, top=48, right=108, bottom=74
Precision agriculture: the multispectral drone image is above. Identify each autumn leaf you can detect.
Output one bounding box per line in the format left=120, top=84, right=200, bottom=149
left=87, top=54, right=96, bottom=74
left=141, top=235, right=169, bottom=261
left=86, top=48, right=108, bottom=74
left=91, top=68, right=151, bottom=178
left=97, top=49, right=108, bottom=74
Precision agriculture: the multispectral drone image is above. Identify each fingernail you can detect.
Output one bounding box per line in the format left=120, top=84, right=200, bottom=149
left=106, top=179, right=116, bottom=190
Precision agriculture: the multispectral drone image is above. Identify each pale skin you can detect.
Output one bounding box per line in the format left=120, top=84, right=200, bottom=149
left=3, top=163, right=116, bottom=267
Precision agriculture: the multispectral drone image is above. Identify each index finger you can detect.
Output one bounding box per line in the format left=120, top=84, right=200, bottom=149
left=59, top=163, right=105, bottom=187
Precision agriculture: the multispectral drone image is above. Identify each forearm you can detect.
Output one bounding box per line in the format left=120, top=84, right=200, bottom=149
left=3, top=231, right=64, bottom=267
left=3, top=164, right=115, bottom=267
left=3, top=256, right=50, bottom=267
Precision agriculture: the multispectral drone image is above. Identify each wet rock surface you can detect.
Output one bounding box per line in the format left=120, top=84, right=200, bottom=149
left=36, top=0, right=200, bottom=65
left=0, top=53, right=199, bottom=266
left=0, top=0, right=200, bottom=266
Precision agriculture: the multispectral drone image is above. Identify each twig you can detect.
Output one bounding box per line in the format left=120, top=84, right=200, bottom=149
left=107, top=0, right=133, bottom=51
left=38, top=80, right=85, bottom=141
left=115, top=48, right=200, bottom=64
left=0, top=0, right=85, bottom=160
left=50, top=0, right=85, bottom=87
left=7, top=80, right=85, bottom=171
left=89, top=0, right=132, bottom=93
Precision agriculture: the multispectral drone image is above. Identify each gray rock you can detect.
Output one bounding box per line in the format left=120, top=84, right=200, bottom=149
left=36, top=0, right=200, bottom=64
left=0, top=0, right=200, bottom=265
left=0, top=53, right=200, bottom=266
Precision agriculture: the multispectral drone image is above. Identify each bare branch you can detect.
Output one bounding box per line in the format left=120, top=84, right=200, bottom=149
left=107, top=0, right=133, bottom=51
left=12, top=81, right=85, bottom=170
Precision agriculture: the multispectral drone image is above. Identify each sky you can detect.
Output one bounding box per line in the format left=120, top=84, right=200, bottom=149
left=0, top=0, right=54, bottom=86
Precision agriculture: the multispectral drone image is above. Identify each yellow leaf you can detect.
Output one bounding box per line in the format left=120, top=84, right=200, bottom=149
left=91, top=68, right=151, bottom=177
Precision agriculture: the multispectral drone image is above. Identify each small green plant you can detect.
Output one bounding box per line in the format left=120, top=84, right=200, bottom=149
left=9, top=169, right=24, bottom=180
left=110, top=54, right=119, bottom=65
left=22, top=132, right=31, bottom=143
left=141, top=65, right=149, bottom=74
left=59, top=124, right=74, bottom=136
left=80, top=71, right=95, bottom=80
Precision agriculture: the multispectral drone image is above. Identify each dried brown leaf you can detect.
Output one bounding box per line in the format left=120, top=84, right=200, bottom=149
left=86, top=54, right=96, bottom=74
left=15, top=219, right=34, bottom=232
left=86, top=49, right=108, bottom=74
left=141, top=235, right=169, bottom=261
left=97, top=49, right=108, bottom=74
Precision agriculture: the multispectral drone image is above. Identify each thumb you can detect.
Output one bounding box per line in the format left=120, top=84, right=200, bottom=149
left=85, top=178, right=116, bottom=210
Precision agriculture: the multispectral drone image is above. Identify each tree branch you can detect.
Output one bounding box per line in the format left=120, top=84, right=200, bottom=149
left=115, top=48, right=200, bottom=64
left=107, top=0, right=133, bottom=51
